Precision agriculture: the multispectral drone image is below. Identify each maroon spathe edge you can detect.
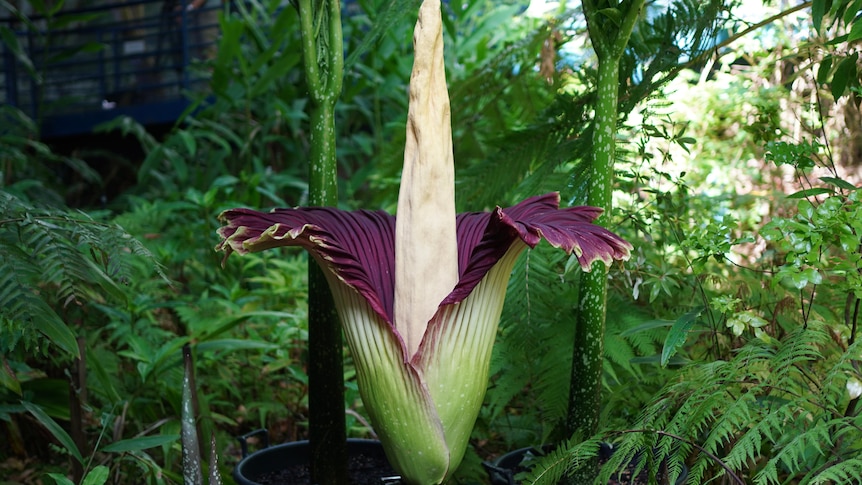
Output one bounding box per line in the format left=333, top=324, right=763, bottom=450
left=216, top=192, right=632, bottom=337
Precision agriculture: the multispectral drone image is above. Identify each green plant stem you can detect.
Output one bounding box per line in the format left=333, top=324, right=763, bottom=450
left=566, top=2, right=643, bottom=483
left=298, top=0, right=346, bottom=483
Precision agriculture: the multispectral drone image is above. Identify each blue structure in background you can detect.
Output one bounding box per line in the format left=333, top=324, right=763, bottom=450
left=1, top=0, right=221, bottom=138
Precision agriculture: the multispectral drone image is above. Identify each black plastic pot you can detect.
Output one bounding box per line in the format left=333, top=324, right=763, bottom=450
left=483, top=443, right=688, bottom=485
left=233, top=429, right=401, bottom=485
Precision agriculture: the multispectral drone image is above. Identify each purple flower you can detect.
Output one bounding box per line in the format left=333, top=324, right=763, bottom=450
left=216, top=193, right=630, bottom=483
left=216, top=1, right=630, bottom=482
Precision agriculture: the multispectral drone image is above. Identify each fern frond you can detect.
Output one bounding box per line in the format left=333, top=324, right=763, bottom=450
left=0, top=240, right=78, bottom=357
left=520, top=437, right=603, bottom=485
left=615, top=319, right=862, bottom=485
left=0, top=190, right=166, bottom=361
left=812, top=458, right=862, bottom=484
left=753, top=421, right=834, bottom=484
left=20, top=215, right=107, bottom=308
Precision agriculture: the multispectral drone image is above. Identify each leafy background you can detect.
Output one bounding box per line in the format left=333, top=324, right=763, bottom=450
left=2, top=0, right=862, bottom=483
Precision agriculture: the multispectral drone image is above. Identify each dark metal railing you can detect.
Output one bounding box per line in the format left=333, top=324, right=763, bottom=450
left=1, top=0, right=222, bottom=136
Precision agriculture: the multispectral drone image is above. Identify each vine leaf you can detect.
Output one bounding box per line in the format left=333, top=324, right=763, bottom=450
left=661, top=306, right=704, bottom=367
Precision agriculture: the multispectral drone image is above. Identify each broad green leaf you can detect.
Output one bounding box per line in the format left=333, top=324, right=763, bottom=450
left=194, top=310, right=297, bottom=341
left=28, top=0, right=47, bottom=15
left=22, top=401, right=83, bottom=464
left=843, top=0, right=862, bottom=26
left=820, top=176, right=858, bottom=191
left=47, top=42, right=106, bottom=63
left=39, top=311, right=80, bottom=359
left=81, top=465, right=109, bottom=485
left=1, top=358, right=21, bottom=395
left=0, top=26, right=38, bottom=79
left=23, top=379, right=70, bottom=420
left=46, top=473, right=75, bottom=485
left=661, top=306, right=704, bottom=367
left=47, top=0, right=66, bottom=16
left=178, top=130, right=197, bottom=157
left=251, top=51, right=302, bottom=97
left=102, top=434, right=179, bottom=453
left=848, top=16, right=862, bottom=43
left=138, top=146, right=165, bottom=183
left=832, top=54, right=858, bottom=100
left=812, top=0, right=827, bottom=33
left=86, top=349, right=121, bottom=403
left=787, top=187, right=833, bottom=199
left=817, top=55, right=833, bottom=84
left=51, top=11, right=104, bottom=28
left=620, top=318, right=675, bottom=336
left=195, top=339, right=277, bottom=353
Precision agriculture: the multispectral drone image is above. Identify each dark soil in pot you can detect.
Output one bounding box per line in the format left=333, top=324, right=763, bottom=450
left=252, top=449, right=398, bottom=485
left=233, top=433, right=399, bottom=485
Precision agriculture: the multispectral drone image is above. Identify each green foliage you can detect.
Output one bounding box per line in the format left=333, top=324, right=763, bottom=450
left=813, top=0, right=862, bottom=100
left=519, top=437, right=604, bottom=485
left=98, top=1, right=309, bottom=204
left=1, top=106, right=101, bottom=204
left=8, top=0, right=862, bottom=483
left=0, top=191, right=161, bottom=362
left=481, top=242, right=668, bottom=448
left=608, top=323, right=861, bottom=485
left=488, top=3, right=862, bottom=483
left=48, top=466, right=109, bottom=485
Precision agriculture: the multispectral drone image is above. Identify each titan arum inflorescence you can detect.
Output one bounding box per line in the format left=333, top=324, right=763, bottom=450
left=216, top=1, right=631, bottom=483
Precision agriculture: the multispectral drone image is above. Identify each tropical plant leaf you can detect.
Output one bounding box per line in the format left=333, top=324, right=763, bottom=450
left=101, top=434, right=180, bottom=453
left=22, top=401, right=83, bottom=464
left=81, top=465, right=109, bottom=485
left=661, top=306, right=704, bottom=367
left=0, top=242, right=79, bottom=358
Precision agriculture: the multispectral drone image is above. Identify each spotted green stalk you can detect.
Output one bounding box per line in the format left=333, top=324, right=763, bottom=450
left=568, top=1, right=644, bottom=482
left=297, top=0, right=346, bottom=483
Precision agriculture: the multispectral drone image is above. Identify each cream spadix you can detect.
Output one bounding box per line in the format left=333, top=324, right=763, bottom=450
left=395, top=0, right=458, bottom=359
left=216, top=0, right=632, bottom=483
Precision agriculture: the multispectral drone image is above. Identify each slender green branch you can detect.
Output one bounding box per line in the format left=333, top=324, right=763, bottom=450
left=611, top=1, right=644, bottom=59
left=327, top=0, right=344, bottom=97
left=298, top=0, right=322, bottom=102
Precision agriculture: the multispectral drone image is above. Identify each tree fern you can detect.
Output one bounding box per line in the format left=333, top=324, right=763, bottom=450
left=812, top=457, right=862, bottom=484
left=519, top=437, right=604, bottom=485
left=0, top=191, right=165, bottom=368
left=0, top=241, right=79, bottom=357
left=595, top=325, right=862, bottom=484
left=514, top=328, right=854, bottom=484
left=485, top=241, right=667, bottom=447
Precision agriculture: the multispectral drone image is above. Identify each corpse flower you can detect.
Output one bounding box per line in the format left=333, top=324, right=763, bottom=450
left=216, top=1, right=631, bottom=483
